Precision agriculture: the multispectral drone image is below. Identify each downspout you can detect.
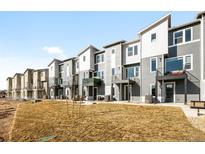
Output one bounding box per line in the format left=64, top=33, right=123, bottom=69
left=200, top=15, right=204, bottom=101
left=140, top=35, right=143, bottom=102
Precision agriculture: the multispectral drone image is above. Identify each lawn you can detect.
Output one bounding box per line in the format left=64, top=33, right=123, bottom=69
left=10, top=101, right=205, bottom=142
left=0, top=100, right=19, bottom=141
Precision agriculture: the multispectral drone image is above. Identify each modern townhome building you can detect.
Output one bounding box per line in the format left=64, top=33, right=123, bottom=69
left=7, top=68, right=49, bottom=100
left=48, top=58, right=78, bottom=99
left=138, top=12, right=205, bottom=104
left=12, top=73, right=23, bottom=100
left=77, top=11, right=204, bottom=103
left=6, top=77, right=13, bottom=99
left=9, top=11, right=204, bottom=103
left=33, top=69, right=49, bottom=99
left=78, top=45, right=101, bottom=100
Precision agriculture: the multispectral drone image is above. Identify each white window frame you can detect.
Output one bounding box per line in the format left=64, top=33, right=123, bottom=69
left=126, top=45, right=138, bottom=57
left=111, top=48, right=116, bottom=54
left=127, top=47, right=133, bottom=56
left=83, top=56, right=86, bottom=62
left=165, top=54, right=193, bottom=72
left=125, top=66, right=140, bottom=78
left=96, top=55, right=101, bottom=63
left=173, top=27, right=193, bottom=46
left=134, top=45, right=138, bottom=55
left=151, top=33, right=156, bottom=42
left=150, top=57, right=157, bottom=73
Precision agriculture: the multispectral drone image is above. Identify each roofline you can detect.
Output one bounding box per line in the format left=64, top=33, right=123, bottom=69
left=14, top=73, right=23, bottom=77
left=77, top=45, right=99, bottom=56
left=138, top=13, right=171, bottom=35
left=103, top=40, right=126, bottom=48
left=123, top=39, right=140, bottom=45
left=7, top=77, right=13, bottom=80
left=23, top=68, right=34, bottom=75
left=94, top=50, right=105, bottom=55
left=196, top=11, right=205, bottom=19
left=34, top=68, right=48, bottom=72
left=63, top=57, right=76, bottom=62
left=169, top=19, right=200, bottom=31
left=48, top=58, right=62, bottom=67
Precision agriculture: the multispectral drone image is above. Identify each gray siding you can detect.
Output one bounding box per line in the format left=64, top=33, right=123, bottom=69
left=168, top=41, right=201, bottom=79
left=105, top=43, right=123, bottom=86
left=141, top=55, right=163, bottom=97
left=168, top=24, right=200, bottom=46
left=203, top=17, right=205, bottom=79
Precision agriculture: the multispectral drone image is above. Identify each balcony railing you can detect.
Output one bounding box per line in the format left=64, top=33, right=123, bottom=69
left=83, top=78, right=101, bottom=86
left=112, top=74, right=121, bottom=82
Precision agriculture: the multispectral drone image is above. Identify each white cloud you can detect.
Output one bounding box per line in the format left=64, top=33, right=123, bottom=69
left=42, top=46, right=66, bottom=59
left=42, top=46, right=63, bottom=54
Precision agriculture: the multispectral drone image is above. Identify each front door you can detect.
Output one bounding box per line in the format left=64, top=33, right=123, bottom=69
left=124, top=85, right=129, bottom=100
left=165, top=82, right=175, bottom=102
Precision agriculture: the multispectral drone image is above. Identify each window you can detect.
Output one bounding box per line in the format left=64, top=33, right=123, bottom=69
left=102, top=71, right=104, bottom=79
left=112, top=68, right=115, bottom=75
left=125, top=66, right=139, bottom=78
left=126, top=67, right=135, bottom=78
left=101, top=54, right=104, bottom=62
left=128, top=47, right=133, bottom=56
left=96, top=55, right=100, bottom=63
left=174, top=31, right=183, bottom=44
left=95, top=71, right=104, bottom=79
left=134, top=45, right=138, bottom=55
left=165, top=57, right=183, bottom=73
left=136, top=66, right=139, bottom=77
left=150, top=57, right=157, bottom=72
left=76, top=62, right=79, bottom=68
left=151, top=33, right=156, bottom=42
left=185, top=55, right=191, bottom=70
left=95, top=54, right=104, bottom=63
left=67, top=65, right=69, bottom=77
left=83, top=56, right=86, bottom=62
left=112, top=49, right=115, bottom=54
left=185, top=28, right=191, bottom=42
left=150, top=84, right=156, bottom=96
left=165, top=54, right=192, bottom=73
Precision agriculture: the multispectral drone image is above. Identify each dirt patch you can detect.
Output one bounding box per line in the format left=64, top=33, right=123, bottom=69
left=0, top=100, right=19, bottom=141
left=10, top=101, right=205, bottom=142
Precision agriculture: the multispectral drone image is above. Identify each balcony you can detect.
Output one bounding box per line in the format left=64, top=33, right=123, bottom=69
left=112, top=74, right=121, bottom=83
left=82, top=78, right=101, bottom=86
left=25, top=82, right=33, bottom=90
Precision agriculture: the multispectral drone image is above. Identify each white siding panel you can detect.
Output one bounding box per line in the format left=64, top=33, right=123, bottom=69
left=79, top=48, right=91, bottom=71
left=141, top=19, right=169, bottom=58
left=124, top=42, right=141, bottom=65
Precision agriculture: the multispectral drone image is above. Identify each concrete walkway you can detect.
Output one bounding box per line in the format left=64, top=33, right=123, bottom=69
left=97, top=101, right=205, bottom=118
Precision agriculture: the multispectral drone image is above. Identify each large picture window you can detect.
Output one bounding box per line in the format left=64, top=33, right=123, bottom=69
left=125, top=66, right=140, bottom=79
left=165, top=54, right=193, bottom=73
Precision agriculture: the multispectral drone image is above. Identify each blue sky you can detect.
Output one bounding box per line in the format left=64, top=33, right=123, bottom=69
left=0, top=11, right=197, bottom=89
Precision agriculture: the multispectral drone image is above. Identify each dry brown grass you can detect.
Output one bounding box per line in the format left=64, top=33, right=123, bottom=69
left=0, top=100, right=19, bottom=141
left=10, top=101, right=205, bottom=142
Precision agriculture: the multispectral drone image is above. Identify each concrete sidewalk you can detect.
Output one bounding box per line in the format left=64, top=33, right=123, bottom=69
left=97, top=101, right=205, bottom=118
